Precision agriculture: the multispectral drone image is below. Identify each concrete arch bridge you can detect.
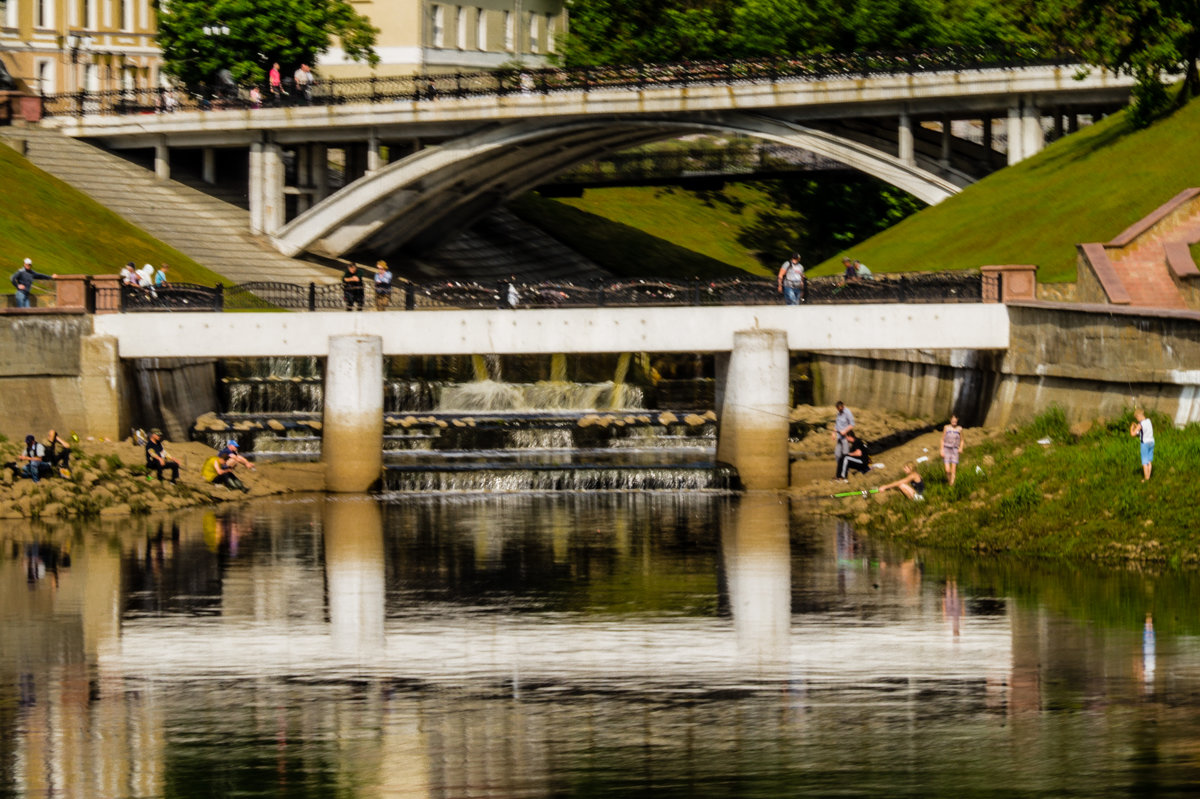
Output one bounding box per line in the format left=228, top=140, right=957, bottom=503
left=46, top=53, right=1134, bottom=263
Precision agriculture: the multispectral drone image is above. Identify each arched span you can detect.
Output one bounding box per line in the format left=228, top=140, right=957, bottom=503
left=272, top=113, right=960, bottom=261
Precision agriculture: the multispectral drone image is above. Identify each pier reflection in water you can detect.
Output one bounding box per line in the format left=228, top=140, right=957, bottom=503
left=3, top=495, right=1200, bottom=797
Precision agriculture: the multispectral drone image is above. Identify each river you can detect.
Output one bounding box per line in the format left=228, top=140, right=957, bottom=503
left=3, top=493, right=1199, bottom=798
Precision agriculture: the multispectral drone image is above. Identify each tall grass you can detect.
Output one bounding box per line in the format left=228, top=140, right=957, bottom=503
left=861, top=409, right=1200, bottom=566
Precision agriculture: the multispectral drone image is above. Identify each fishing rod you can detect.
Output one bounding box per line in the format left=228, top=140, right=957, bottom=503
left=832, top=487, right=881, bottom=498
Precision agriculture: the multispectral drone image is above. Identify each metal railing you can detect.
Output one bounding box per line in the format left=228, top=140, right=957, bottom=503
left=96, top=272, right=996, bottom=313
left=41, top=46, right=1076, bottom=118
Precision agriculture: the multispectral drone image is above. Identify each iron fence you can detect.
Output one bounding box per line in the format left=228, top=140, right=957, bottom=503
left=41, top=46, right=1076, bottom=118
left=98, top=272, right=995, bottom=313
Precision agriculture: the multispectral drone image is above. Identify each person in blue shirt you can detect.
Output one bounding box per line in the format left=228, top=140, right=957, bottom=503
left=10, top=258, right=56, bottom=308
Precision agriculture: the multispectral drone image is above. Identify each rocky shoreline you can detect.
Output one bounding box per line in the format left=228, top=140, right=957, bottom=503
left=0, top=438, right=305, bottom=520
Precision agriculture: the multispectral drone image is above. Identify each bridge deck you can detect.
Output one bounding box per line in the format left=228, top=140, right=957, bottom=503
left=93, top=304, right=1010, bottom=358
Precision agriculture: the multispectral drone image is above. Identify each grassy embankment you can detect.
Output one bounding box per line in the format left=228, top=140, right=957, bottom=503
left=527, top=96, right=1200, bottom=283
left=0, top=141, right=223, bottom=296
left=850, top=408, right=1200, bottom=567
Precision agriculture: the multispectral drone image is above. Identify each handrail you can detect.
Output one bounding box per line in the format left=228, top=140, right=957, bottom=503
left=40, top=46, right=1080, bottom=119
left=87, top=272, right=996, bottom=313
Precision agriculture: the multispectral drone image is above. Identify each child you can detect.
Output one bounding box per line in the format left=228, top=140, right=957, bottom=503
left=879, top=462, right=924, bottom=501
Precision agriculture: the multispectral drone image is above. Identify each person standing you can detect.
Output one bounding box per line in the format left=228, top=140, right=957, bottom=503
left=10, top=258, right=56, bottom=308
left=154, top=263, right=169, bottom=288
left=831, top=401, right=855, bottom=478
left=342, top=264, right=365, bottom=311
left=293, top=63, right=314, bottom=104
left=776, top=253, right=805, bottom=305
left=940, top=414, right=964, bottom=486
left=1131, top=409, right=1154, bottom=482
left=268, top=62, right=283, bottom=104
left=373, top=260, right=393, bottom=311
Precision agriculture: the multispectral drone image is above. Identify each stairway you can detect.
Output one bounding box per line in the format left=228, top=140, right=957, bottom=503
left=1099, top=190, right=1200, bottom=310
left=0, top=126, right=340, bottom=284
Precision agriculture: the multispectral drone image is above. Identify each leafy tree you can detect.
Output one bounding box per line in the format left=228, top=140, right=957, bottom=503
left=1032, top=0, right=1200, bottom=125
left=154, top=0, right=379, bottom=87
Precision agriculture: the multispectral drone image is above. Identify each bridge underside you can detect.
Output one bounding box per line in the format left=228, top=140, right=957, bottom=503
left=272, top=112, right=969, bottom=262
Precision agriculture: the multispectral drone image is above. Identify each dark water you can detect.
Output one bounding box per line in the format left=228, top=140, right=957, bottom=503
left=3, top=494, right=1200, bottom=798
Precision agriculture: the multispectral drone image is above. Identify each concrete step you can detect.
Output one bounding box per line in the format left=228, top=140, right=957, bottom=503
left=2, top=127, right=339, bottom=285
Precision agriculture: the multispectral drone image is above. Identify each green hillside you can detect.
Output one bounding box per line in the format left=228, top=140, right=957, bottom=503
left=533, top=97, right=1200, bottom=284
left=825, top=99, right=1200, bottom=282
left=0, top=141, right=223, bottom=294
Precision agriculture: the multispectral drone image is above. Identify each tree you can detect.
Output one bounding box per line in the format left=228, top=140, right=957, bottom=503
left=1033, top=0, right=1200, bottom=125
left=154, top=0, right=379, bottom=87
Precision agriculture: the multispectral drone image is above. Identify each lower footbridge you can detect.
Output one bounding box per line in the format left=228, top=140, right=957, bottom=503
left=92, top=303, right=1010, bottom=492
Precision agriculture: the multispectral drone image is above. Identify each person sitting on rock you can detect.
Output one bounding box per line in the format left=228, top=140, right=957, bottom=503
left=219, top=440, right=256, bottom=472
left=14, top=434, right=53, bottom=483
left=201, top=452, right=248, bottom=493
left=145, top=429, right=181, bottom=483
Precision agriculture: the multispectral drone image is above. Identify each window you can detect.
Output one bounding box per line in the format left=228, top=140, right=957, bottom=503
left=432, top=5, right=444, bottom=48
left=456, top=6, right=466, bottom=49
left=36, top=59, right=54, bottom=93
left=546, top=13, right=555, bottom=52
left=476, top=8, right=487, bottom=51
left=528, top=13, right=538, bottom=53
left=35, top=0, right=53, bottom=28
left=122, top=0, right=133, bottom=30
left=85, top=63, right=99, bottom=92
left=503, top=10, right=513, bottom=52
left=1, top=0, right=12, bottom=29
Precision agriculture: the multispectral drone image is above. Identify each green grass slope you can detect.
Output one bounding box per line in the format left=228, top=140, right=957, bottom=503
left=0, top=141, right=224, bottom=293
left=509, top=191, right=771, bottom=279
left=823, top=99, right=1200, bottom=282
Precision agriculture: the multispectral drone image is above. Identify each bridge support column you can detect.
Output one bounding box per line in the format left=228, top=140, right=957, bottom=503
left=79, top=335, right=126, bottom=441
left=314, top=144, right=330, bottom=201
left=154, top=135, right=169, bottom=180
left=1007, top=104, right=1024, bottom=165
left=202, top=147, right=216, bottom=184
left=249, top=142, right=286, bottom=235
left=716, top=329, right=790, bottom=490
left=898, top=112, right=915, bottom=166
left=322, top=335, right=384, bottom=493
left=366, top=128, right=382, bottom=174
left=1021, top=99, right=1044, bottom=160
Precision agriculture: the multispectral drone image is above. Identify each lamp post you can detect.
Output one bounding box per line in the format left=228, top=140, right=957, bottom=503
left=68, top=35, right=93, bottom=114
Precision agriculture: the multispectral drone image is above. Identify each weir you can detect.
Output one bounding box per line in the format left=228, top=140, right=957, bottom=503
left=80, top=303, right=1009, bottom=491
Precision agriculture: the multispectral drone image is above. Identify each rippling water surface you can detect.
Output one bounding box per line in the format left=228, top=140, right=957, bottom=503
left=3, top=494, right=1200, bottom=798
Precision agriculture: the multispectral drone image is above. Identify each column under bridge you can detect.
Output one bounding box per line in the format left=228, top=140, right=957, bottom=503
left=92, top=304, right=1011, bottom=492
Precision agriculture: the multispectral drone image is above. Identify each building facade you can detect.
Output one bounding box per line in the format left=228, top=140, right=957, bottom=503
left=0, top=0, right=566, bottom=97
left=320, top=0, right=566, bottom=78
left=0, top=0, right=162, bottom=95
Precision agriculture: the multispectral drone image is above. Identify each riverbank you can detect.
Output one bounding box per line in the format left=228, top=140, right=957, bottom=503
left=0, top=437, right=306, bottom=519
left=810, top=407, right=1200, bottom=568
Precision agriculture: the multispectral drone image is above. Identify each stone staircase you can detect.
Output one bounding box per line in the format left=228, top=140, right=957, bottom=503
left=1079, top=188, right=1200, bottom=310
left=0, top=126, right=340, bottom=284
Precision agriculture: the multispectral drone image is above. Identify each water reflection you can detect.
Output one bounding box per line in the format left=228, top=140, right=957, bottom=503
left=3, top=496, right=1200, bottom=797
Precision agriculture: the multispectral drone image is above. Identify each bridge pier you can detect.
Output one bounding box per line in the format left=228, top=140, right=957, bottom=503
left=249, top=141, right=286, bottom=235
left=716, top=329, right=791, bottom=491
left=322, top=335, right=384, bottom=493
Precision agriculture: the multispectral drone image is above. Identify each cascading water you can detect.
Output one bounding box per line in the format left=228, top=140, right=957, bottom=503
left=199, top=355, right=731, bottom=491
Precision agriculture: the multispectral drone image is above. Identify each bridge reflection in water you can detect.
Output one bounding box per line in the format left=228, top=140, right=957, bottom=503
left=6, top=494, right=1199, bottom=796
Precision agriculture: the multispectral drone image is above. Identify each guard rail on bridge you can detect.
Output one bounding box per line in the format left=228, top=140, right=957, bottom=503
left=90, top=272, right=996, bottom=313
left=41, top=46, right=1076, bottom=118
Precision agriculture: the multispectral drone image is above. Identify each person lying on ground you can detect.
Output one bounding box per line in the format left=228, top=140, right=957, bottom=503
left=879, top=462, right=925, bottom=501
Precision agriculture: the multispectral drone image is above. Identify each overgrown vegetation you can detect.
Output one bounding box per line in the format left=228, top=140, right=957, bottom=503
left=0, top=142, right=224, bottom=293
left=855, top=407, right=1200, bottom=566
